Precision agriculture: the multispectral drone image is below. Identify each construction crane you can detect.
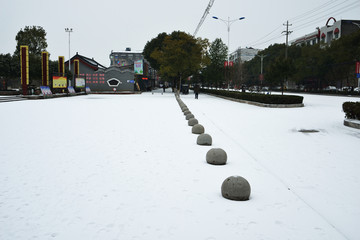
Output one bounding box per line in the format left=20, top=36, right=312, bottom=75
left=193, top=0, right=215, bottom=36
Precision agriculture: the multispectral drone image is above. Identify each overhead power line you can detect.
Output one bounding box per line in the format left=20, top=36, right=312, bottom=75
left=292, top=0, right=360, bottom=31
left=193, top=0, right=215, bottom=36
left=245, top=0, right=359, bottom=48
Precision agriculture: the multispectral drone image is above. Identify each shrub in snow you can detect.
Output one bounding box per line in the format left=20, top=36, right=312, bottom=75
left=221, top=176, right=251, bottom=201
left=197, top=133, right=212, bottom=146
left=182, top=107, right=189, bottom=112
left=188, top=118, right=198, bottom=126
left=186, top=113, right=195, bottom=120
left=206, top=148, right=227, bottom=165
left=201, top=89, right=304, bottom=105
left=343, top=102, right=360, bottom=120
left=192, top=124, right=204, bottom=134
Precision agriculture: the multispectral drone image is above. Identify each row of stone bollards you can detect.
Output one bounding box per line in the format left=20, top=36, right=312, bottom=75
left=175, top=93, right=251, bottom=201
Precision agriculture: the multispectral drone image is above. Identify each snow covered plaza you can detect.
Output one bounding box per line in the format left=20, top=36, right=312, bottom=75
left=1, top=91, right=360, bottom=240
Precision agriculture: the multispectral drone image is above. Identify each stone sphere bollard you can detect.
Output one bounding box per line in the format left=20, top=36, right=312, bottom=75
left=188, top=118, right=198, bottom=126
left=192, top=124, right=204, bottom=134
left=206, top=148, right=227, bottom=165
left=186, top=114, right=195, bottom=120
left=183, top=110, right=191, bottom=115
left=221, top=176, right=251, bottom=201
left=197, top=133, right=212, bottom=146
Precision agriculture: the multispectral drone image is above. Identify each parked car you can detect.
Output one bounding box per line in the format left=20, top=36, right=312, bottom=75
left=340, top=86, right=351, bottom=92
left=324, top=86, right=337, bottom=91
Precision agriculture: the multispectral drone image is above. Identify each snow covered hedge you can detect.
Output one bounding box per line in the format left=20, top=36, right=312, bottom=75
left=343, top=102, right=360, bottom=120
left=201, top=89, right=304, bottom=105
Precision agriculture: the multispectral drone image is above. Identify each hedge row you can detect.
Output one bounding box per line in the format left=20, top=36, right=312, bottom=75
left=200, top=89, right=304, bottom=105
left=343, top=102, right=360, bottom=120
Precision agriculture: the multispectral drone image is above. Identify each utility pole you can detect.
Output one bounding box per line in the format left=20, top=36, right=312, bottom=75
left=257, top=54, right=267, bottom=87
left=282, top=21, right=292, bottom=59
left=281, top=21, right=292, bottom=94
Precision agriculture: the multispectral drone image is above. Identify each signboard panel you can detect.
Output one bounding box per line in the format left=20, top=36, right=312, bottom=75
left=134, top=60, right=143, bottom=74
left=75, top=77, right=85, bottom=88
left=53, top=76, right=67, bottom=88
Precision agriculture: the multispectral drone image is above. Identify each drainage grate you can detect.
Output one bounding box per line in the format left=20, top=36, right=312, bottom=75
left=298, top=129, right=319, bottom=133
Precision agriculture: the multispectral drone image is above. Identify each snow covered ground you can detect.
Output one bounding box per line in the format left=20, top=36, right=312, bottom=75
left=1, top=90, right=360, bottom=240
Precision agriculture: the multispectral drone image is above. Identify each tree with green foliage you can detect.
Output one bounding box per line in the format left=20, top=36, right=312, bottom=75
left=266, top=57, right=294, bottom=94
left=14, top=26, right=47, bottom=56
left=13, top=26, right=49, bottom=85
left=202, top=38, right=228, bottom=88
left=143, top=32, right=167, bottom=71
left=149, top=31, right=204, bottom=92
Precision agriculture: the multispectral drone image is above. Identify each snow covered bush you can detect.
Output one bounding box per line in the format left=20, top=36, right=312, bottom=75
left=201, top=89, right=304, bottom=105
left=343, top=102, right=360, bottom=120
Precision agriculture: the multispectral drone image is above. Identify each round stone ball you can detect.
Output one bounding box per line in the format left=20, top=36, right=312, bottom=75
left=221, top=176, right=251, bottom=201
left=197, top=133, right=212, bottom=146
left=206, top=148, right=227, bottom=165
left=192, top=124, right=205, bottom=134
left=183, top=110, right=191, bottom=115
left=186, top=113, right=195, bottom=120
left=181, top=105, right=188, bottom=110
left=188, top=118, right=198, bottom=126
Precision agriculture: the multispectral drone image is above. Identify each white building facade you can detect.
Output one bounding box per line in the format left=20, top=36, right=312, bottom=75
left=229, top=47, right=261, bottom=63
left=291, top=18, right=360, bottom=46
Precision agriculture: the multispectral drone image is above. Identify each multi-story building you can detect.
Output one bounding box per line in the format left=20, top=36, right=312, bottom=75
left=66, top=49, right=154, bottom=93
left=229, top=47, right=261, bottom=63
left=291, top=18, right=360, bottom=46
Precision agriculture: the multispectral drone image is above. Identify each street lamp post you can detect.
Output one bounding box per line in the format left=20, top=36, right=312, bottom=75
left=65, top=28, right=73, bottom=86
left=213, top=16, right=245, bottom=89
left=212, top=16, right=245, bottom=65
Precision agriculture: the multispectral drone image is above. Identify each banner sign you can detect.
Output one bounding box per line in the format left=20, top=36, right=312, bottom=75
left=75, top=77, right=85, bottom=88
left=224, top=61, right=234, bottom=68
left=40, top=86, right=52, bottom=96
left=58, top=56, right=65, bottom=76
left=74, top=59, right=80, bottom=75
left=41, top=52, right=49, bottom=86
left=356, top=62, right=360, bottom=78
left=134, top=60, right=143, bottom=74
left=68, top=86, right=76, bottom=94
left=20, top=46, right=29, bottom=85
left=53, top=76, right=67, bottom=88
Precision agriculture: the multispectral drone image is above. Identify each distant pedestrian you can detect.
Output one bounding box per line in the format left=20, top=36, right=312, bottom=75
left=163, top=84, right=166, bottom=93
left=194, top=84, right=200, bottom=99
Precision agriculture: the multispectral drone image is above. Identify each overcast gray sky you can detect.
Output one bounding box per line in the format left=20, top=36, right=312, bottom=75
left=1, top=0, right=359, bottom=66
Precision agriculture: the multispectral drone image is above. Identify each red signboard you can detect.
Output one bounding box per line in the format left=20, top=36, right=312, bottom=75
left=259, top=74, right=264, bottom=81
left=224, top=61, right=234, bottom=68
left=356, top=62, right=360, bottom=74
